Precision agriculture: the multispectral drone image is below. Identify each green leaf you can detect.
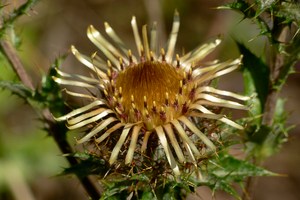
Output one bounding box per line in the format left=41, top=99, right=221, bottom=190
left=255, top=0, right=277, bottom=17
left=100, top=173, right=192, bottom=200
left=277, top=2, right=300, bottom=26
left=99, top=170, right=154, bottom=199
left=141, top=190, right=155, bottom=200
left=211, top=154, right=276, bottom=181
left=189, top=153, right=276, bottom=199
left=212, top=180, right=240, bottom=200
left=208, top=154, right=276, bottom=198
left=219, top=0, right=256, bottom=18
left=61, top=153, right=109, bottom=178
left=246, top=125, right=271, bottom=145
left=100, top=185, right=130, bottom=200
left=245, top=98, right=290, bottom=160
left=237, top=42, right=270, bottom=116
left=261, top=98, right=290, bottom=156
left=0, top=81, right=33, bottom=99
left=242, top=68, right=262, bottom=118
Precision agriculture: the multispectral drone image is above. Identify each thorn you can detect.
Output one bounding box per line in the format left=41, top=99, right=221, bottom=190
left=131, top=95, right=135, bottom=104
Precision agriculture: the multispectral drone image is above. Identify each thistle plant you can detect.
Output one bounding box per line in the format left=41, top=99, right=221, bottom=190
left=0, top=0, right=299, bottom=200
left=53, top=11, right=250, bottom=177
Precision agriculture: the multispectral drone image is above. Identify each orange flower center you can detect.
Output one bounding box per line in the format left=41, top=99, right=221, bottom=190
left=107, top=61, right=194, bottom=129
left=116, top=61, right=183, bottom=111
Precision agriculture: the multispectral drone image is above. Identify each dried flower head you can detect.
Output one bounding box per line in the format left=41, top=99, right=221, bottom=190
left=53, top=11, right=249, bottom=176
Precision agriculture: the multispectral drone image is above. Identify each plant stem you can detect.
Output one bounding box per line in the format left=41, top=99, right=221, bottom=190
left=0, top=40, right=101, bottom=200
left=0, top=0, right=39, bottom=38
left=262, top=25, right=290, bottom=126
left=0, top=41, right=35, bottom=89
left=242, top=22, right=291, bottom=200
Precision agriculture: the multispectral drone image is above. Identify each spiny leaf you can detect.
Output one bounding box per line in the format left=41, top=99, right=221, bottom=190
left=100, top=173, right=191, bottom=199
left=189, top=154, right=276, bottom=199
left=61, top=153, right=109, bottom=178
left=163, top=182, right=189, bottom=200
left=218, top=0, right=256, bottom=18
left=262, top=98, right=290, bottom=155
left=244, top=98, right=290, bottom=160
left=246, top=125, right=271, bottom=145
left=208, top=154, right=276, bottom=198
left=100, top=185, right=130, bottom=200
left=211, top=154, right=277, bottom=181
left=237, top=42, right=270, bottom=116
left=277, top=2, right=300, bottom=26
left=255, top=0, right=277, bottom=17
left=0, top=81, right=33, bottom=99
left=219, top=0, right=273, bottom=40
left=100, top=175, right=153, bottom=200
left=242, top=68, right=262, bottom=119
left=212, top=180, right=240, bottom=200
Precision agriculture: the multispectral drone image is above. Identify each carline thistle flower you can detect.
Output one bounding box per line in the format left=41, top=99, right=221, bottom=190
left=53, top=11, right=250, bottom=176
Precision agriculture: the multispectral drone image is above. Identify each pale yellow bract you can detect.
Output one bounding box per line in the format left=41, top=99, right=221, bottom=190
left=53, top=11, right=250, bottom=176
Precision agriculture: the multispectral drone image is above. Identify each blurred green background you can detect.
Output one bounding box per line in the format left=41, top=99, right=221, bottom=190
left=0, top=0, right=299, bottom=199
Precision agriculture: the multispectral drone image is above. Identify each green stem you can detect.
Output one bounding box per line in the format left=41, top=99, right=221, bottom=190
left=0, top=0, right=39, bottom=38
